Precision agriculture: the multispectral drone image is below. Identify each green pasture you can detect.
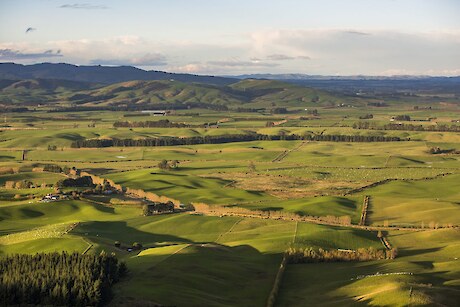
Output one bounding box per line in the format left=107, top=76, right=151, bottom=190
left=105, top=168, right=275, bottom=205
left=294, top=222, right=382, bottom=250
left=277, top=228, right=460, bottom=306
left=0, top=187, right=54, bottom=200
left=0, top=104, right=459, bottom=306
left=239, top=196, right=362, bottom=223
left=362, top=174, right=460, bottom=226
left=0, top=171, right=65, bottom=186
left=266, top=165, right=451, bottom=182
left=115, top=244, right=281, bottom=307
left=0, top=200, right=139, bottom=234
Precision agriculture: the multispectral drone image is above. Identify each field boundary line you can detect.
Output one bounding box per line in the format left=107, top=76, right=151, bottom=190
left=359, top=196, right=370, bottom=226
left=292, top=221, right=298, bottom=244
left=216, top=218, right=243, bottom=242
left=266, top=253, right=288, bottom=307
left=82, top=238, right=93, bottom=255
left=145, top=244, right=192, bottom=268
left=272, top=141, right=306, bottom=162
left=196, top=210, right=450, bottom=232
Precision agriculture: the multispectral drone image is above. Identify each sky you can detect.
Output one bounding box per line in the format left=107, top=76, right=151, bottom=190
left=0, top=0, right=459, bottom=76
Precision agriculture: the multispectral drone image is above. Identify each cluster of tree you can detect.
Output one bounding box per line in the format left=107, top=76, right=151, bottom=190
left=80, top=183, right=117, bottom=196
left=298, top=116, right=319, bottom=121
left=271, top=107, right=288, bottom=114
left=232, top=117, right=284, bottom=122
left=114, top=241, right=143, bottom=250
left=359, top=114, right=373, bottom=119
left=0, top=107, right=30, bottom=113
left=286, top=246, right=398, bottom=264
left=311, top=95, right=320, bottom=103
left=353, top=122, right=460, bottom=132
left=305, top=109, right=319, bottom=115
left=234, top=107, right=265, bottom=113
left=303, top=134, right=401, bottom=142
left=47, top=145, right=58, bottom=151
left=142, top=201, right=175, bottom=216
left=113, top=119, right=190, bottom=128
left=4, top=179, right=35, bottom=189
left=0, top=252, right=127, bottom=306
left=413, top=105, right=432, bottom=110
left=204, top=122, right=219, bottom=128
left=393, top=115, right=411, bottom=121
left=367, top=102, right=388, bottom=107
left=71, top=133, right=403, bottom=148
left=428, top=147, right=456, bottom=154
left=158, top=159, right=179, bottom=170
left=43, top=164, right=63, bottom=173
left=56, top=176, right=94, bottom=188
left=123, top=113, right=151, bottom=117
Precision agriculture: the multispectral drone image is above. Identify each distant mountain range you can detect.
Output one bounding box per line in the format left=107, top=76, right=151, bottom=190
left=0, top=63, right=236, bottom=86
left=230, top=74, right=460, bottom=94
left=230, top=73, right=460, bottom=81
left=0, top=63, right=458, bottom=109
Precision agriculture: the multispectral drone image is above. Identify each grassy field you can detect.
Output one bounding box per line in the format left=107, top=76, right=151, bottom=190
left=0, top=104, right=459, bottom=306
left=277, top=228, right=460, bottom=306
left=105, top=168, right=275, bottom=205
left=360, top=174, right=460, bottom=226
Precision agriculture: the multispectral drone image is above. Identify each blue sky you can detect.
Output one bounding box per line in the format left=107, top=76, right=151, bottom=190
left=1, top=0, right=459, bottom=75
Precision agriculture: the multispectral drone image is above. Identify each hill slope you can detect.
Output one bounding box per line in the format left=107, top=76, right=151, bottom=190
left=0, top=79, right=100, bottom=105
left=65, top=80, right=246, bottom=108
left=0, top=78, right=365, bottom=109
left=230, top=79, right=362, bottom=107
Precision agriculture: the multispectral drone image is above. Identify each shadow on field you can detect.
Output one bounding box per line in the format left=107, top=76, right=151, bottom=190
left=0, top=155, right=15, bottom=161
left=171, top=165, right=239, bottom=172
left=400, top=247, right=443, bottom=257
left=72, top=221, right=192, bottom=246
left=83, top=168, right=117, bottom=174
left=55, top=133, right=85, bottom=141
left=114, top=243, right=282, bottom=306
left=150, top=172, right=188, bottom=176
left=19, top=208, right=45, bottom=218
left=411, top=260, right=434, bottom=269
left=396, top=156, right=425, bottom=164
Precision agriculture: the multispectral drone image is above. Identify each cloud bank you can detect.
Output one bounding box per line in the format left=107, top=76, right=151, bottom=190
left=0, top=49, right=62, bottom=60
left=1, top=29, right=459, bottom=75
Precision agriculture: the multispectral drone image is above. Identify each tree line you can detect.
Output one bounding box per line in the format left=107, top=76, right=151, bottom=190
left=71, top=133, right=403, bottom=148
left=353, top=121, right=460, bottom=132
left=0, top=252, right=127, bottom=306
left=286, top=246, right=398, bottom=264
left=48, top=101, right=229, bottom=113
left=113, top=119, right=192, bottom=128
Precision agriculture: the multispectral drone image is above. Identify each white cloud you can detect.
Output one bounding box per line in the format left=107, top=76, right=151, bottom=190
left=0, top=48, right=62, bottom=60
left=90, top=53, right=167, bottom=66
left=246, top=29, right=460, bottom=75
left=59, top=3, right=108, bottom=10
left=1, top=29, right=459, bottom=75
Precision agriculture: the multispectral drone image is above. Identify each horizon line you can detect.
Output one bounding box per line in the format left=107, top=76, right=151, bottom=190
left=1, top=62, right=459, bottom=79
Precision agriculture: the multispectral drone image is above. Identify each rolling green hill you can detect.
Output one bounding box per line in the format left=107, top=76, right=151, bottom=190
left=0, top=78, right=100, bottom=105
left=1, top=78, right=364, bottom=109
left=230, top=79, right=362, bottom=107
